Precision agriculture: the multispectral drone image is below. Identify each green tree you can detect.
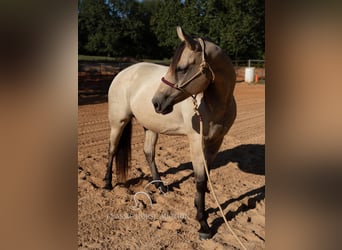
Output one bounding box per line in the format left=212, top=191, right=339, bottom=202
left=78, top=0, right=264, bottom=60
left=78, top=0, right=119, bottom=56
left=150, top=0, right=184, bottom=56
left=107, top=0, right=160, bottom=58
left=219, top=0, right=264, bottom=59
left=150, top=0, right=264, bottom=60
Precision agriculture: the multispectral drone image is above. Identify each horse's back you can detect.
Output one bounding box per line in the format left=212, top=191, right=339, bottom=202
left=109, top=62, right=165, bottom=103
left=109, top=62, right=166, bottom=94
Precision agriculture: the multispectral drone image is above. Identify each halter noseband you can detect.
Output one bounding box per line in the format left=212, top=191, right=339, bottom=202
left=161, top=38, right=215, bottom=92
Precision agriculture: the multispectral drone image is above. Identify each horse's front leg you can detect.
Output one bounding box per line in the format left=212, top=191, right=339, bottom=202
left=195, top=176, right=211, bottom=239
left=189, top=135, right=211, bottom=239
left=143, top=129, right=167, bottom=193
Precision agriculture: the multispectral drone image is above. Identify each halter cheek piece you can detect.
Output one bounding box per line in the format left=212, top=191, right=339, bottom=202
left=161, top=38, right=215, bottom=94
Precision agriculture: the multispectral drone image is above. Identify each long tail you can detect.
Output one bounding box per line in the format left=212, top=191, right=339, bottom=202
left=116, top=120, right=132, bottom=182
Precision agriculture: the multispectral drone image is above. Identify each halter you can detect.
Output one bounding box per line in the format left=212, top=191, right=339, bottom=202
left=161, top=38, right=215, bottom=94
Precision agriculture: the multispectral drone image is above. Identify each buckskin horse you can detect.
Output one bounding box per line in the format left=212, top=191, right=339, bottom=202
left=104, top=26, right=236, bottom=239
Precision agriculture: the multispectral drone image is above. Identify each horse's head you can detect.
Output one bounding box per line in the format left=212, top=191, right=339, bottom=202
left=152, top=27, right=214, bottom=114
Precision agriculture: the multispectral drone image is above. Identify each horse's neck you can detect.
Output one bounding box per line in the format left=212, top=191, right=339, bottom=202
left=203, top=48, right=235, bottom=119
left=203, top=80, right=233, bottom=119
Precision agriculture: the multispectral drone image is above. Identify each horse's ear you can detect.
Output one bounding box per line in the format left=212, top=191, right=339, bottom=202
left=176, top=26, right=196, bottom=50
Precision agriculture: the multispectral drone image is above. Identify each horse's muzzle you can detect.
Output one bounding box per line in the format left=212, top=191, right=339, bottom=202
left=152, top=96, right=173, bottom=115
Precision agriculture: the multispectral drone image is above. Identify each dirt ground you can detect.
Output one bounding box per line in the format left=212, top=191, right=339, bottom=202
left=78, top=82, right=265, bottom=249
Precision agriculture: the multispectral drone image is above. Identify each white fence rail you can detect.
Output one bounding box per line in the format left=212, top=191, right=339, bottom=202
left=232, top=59, right=265, bottom=68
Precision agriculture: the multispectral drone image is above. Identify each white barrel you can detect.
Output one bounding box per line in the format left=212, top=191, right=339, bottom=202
left=245, top=67, right=255, bottom=83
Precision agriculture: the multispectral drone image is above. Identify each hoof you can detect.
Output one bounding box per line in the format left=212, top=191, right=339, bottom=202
left=158, top=184, right=168, bottom=194
left=103, top=183, right=113, bottom=190
left=199, top=232, right=212, bottom=240
left=152, top=180, right=168, bottom=194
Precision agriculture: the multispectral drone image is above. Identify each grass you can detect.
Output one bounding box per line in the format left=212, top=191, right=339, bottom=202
left=78, top=55, right=171, bottom=65
left=78, top=55, right=124, bottom=63
left=142, top=58, right=171, bottom=65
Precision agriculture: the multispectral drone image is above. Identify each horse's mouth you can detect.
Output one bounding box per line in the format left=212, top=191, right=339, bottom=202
left=152, top=96, right=174, bottom=115
left=154, top=102, right=174, bottom=115
left=160, top=105, right=173, bottom=114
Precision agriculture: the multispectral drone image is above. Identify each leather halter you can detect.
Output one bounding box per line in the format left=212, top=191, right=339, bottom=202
left=161, top=38, right=215, bottom=93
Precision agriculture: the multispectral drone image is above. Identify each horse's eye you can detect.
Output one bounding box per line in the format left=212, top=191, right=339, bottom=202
left=176, top=66, right=188, bottom=73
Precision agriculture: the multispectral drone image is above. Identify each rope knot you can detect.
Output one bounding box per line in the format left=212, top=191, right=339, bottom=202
left=200, top=61, right=208, bottom=73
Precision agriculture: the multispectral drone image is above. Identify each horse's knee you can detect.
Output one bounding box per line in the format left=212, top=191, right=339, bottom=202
left=143, top=130, right=157, bottom=164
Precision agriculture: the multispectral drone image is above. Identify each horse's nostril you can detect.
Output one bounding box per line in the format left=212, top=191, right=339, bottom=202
left=152, top=100, right=160, bottom=111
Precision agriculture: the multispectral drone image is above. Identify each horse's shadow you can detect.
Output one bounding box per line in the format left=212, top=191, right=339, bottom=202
left=124, top=144, right=264, bottom=189
left=162, top=144, right=265, bottom=191
left=124, top=144, right=265, bottom=230
left=208, top=185, right=265, bottom=237
left=213, top=143, right=265, bottom=174
left=120, top=143, right=265, bottom=238
left=159, top=143, right=265, bottom=237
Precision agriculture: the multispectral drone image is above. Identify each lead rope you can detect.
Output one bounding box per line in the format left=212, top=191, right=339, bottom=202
left=192, top=97, right=247, bottom=250
left=198, top=38, right=215, bottom=82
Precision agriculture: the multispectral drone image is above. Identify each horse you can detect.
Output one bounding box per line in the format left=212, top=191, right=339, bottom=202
left=104, top=26, right=236, bottom=240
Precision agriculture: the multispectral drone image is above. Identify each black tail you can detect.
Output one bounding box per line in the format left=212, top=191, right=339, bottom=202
left=115, top=120, right=132, bottom=182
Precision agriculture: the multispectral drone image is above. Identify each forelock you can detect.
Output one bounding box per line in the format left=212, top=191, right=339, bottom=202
left=170, top=41, right=185, bottom=72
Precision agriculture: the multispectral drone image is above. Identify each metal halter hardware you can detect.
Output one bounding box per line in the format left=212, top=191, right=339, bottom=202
left=161, top=38, right=215, bottom=93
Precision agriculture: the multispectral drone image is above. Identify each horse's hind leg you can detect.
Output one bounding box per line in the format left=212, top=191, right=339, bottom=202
left=104, top=118, right=131, bottom=190
left=143, top=129, right=167, bottom=193
left=103, top=127, right=121, bottom=189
